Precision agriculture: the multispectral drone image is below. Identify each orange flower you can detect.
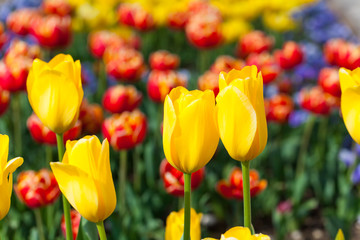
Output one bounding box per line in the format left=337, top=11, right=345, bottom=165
left=217, top=167, right=267, bottom=200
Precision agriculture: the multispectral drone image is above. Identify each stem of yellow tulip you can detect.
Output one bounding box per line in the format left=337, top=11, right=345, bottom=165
left=96, top=221, right=107, bottom=240
left=34, top=208, right=45, bottom=240
left=56, top=134, right=73, bottom=240
left=12, top=93, right=22, bottom=156
left=183, top=173, right=191, bottom=240
left=241, top=161, right=252, bottom=233
left=119, top=150, right=127, bottom=215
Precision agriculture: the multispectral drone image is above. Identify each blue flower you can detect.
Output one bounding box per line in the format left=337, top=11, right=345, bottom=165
left=351, top=165, right=360, bottom=185
left=288, top=110, right=309, bottom=128
left=338, top=149, right=356, bottom=167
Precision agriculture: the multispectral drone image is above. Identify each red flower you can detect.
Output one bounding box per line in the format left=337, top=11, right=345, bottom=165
left=117, top=3, right=154, bottom=31
left=265, top=94, right=294, bottom=123
left=217, top=167, right=267, bottom=200
left=42, top=0, right=72, bottom=17
left=79, top=100, right=104, bottom=135
left=299, top=86, right=338, bottom=115
left=198, top=71, right=219, bottom=96
left=160, top=159, right=205, bottom=197
left=167, top=11, right=189, bottom=30
left=210, top=55, right=244, bottom=74
left=105, top=47, right=146, bottom=82
left=246, top=52, right=281, bottom=84
left=236, top=31, right=273, bottom=58
left=277, top=78, right=292, bottom=94
left=88, top=31, right=127, bottom=59
left=14, top=169, right=61, bottom=208
left=324, top=39, right=360, bottom=70
left=61, top=210, right=81, bottom=240
left=149, top=50, right=180, bottom=71
left=185, top=12, right=223, bottom=49
left=29, top=14, right=72, bottom=49
left=27, top=113, right=81, bottom=145
left=6, top=8, right=40, bottom=36
left=0, top=86, right=9, bottom=116
left=102, top=85, right=142, bottom=113
left=102, top=109, right=147, bottom=150
left=318, top=67, right=341, bottom=98
left=147, top=70, right=187, bottom=102
left=274, top=41, right=303, bottom=70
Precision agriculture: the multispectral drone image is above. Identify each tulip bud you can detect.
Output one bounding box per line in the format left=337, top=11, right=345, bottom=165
left=274, top=41, right=303, bottom=70
left=265, top=94, right=294, bottom=124
left=102, top=85, right=142, bottom=113
left=14, top=169, right=60, bottom=208
left=246, top=52, right=281, bottom=85
left=324, top=39, right=360, bottom=70
left=29, top=14, right=72, bottom=49
left=318, top=67, right=341, bottom=97
left=27, top=113, right=81, bottom=145
left=185, top=12, right=223, bottom=49
left=149, top=50, right=180, bottom=71
left=236, top=31, right=273, bottom=58
left=117, top=3, right=154, bottom=31
left=6, top=8, right=40, bottom=36
left=88, top=31, right=126, bottom=59
left=217, top=167, right=267, bottom=200
left=42, top=0, right=72, bottom=17
left=165, top=208, right=202, bottom=240
left=198, top=71, right=219, bottom=97
left=216, top=66, right=267, bottom=161
left=61, top=210, right=81, bottom=240
left=210, top=55, right=244, bottom=74
left=105, top=47, right=145, bottom=82
left=203, top=227, right=270, bottom=240
left=299, top=86, right=333, bottom=115
left=102, top=109, right=147, bottom=150
left=167, top=11, right=189, bottom=30
left=79, top=100, right=104, bottom=135
left=160, top=159, right=204, bottom=197
left=147, top=70, right=187, bottom=102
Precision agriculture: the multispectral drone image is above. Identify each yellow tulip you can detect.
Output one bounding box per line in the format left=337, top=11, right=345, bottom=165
left=216, top=66, right=267, bottom=161
left=262, top=10, right=296, bottom=32
left=27, top=54, right=83, bottom=134
left=0, top=134, right=23, bottom=220
left=222, top=18, right=252, bottom=43
left=203, top=226, right=270, bottom=240
left=50, top=136, right=116, bottom=223
left=165, top=208, right=202, bottom=240
left=339, top=67, right=360, bottom=144
left=163, top=86, right=219, bottom=174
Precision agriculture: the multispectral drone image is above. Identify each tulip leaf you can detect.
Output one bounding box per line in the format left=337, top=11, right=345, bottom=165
left=76, top=217, right=98, bottom=240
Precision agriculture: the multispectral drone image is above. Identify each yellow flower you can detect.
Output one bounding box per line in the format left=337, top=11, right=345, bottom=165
left=163, top=86, right=219, bottom=174
left=216, top=66, right=267, bottom=161
left=165, top=208, right=202, bottom=240
left=263, top=10, right=296, bottom=32
left=50, top=136, right=116, bottom=223
left=27, top=54, right=83, bottom=134
left=0, top=134, right=23, bottom=220
left=222, top=18, right=252, bottom=43
left=203, top=227, right=270, bottom=240
left=339, top=67, right=360, bottom=144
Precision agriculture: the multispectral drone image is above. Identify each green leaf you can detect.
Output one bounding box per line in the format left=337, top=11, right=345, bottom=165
left=76, top=217, right=98, bottom=240
left=335, top=229, right=345, bottom=240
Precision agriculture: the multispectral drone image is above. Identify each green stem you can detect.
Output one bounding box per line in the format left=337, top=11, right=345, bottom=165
left=198, top=50, right=209, bottom=73
left=56, top=134, right=73, bottom=240
left=241, top=161, right=252, bottom=233
left=133, top=147, right=141, bottom=193
left=45, top=145, right=53, bottom=166
left=316, top=116, right=328, bottom=169
left=12, top=93, right=22, bottom=156
left=119, top=150, right=127, bottom=215
left=183, top=173, right=191, bottom=240
left=96, top=221, right=107, bottom=240
left=34, top=209, right=45, bottom=240
left=296, top=115, right=316, bottom=178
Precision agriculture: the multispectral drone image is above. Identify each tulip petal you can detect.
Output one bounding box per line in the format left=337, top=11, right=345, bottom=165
left=341, top=87, right=360, bottom=144
left=174, top=90, right=219, bottom=173
left=216, top=86, right=257, bottom=161
left=0, top=173, right=12, bottom=221
left=339, top=68, right=360, bottom=93
left=163, top=95, right=179, bottom=170
left=50, top=162, right=101, bottom=222
left=2, top=157, right=23, bottom=184
left=0, top=134, right=9, bottom=171
left=48, top=54, right=74, bottom=68
left=29, top=70, right=80, bottom=134
left=223, top=227, right=252, bottom=239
